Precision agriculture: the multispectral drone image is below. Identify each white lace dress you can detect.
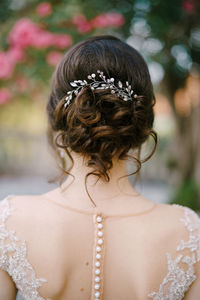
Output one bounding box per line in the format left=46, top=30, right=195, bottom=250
left=0, top=195, right=200, bottom=300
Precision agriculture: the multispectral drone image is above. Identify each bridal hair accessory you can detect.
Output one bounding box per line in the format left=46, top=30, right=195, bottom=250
left=64, top=70, right=138, bottom=108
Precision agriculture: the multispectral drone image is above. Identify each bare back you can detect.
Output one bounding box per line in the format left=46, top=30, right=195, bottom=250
left=0, top=192, right=200, bottom=300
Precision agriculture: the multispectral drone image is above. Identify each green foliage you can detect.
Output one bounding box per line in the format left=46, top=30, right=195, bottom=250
left=133, top=0, right=200, bottom=92
left=169, top=179, right=199, bottom=211
left=0, top=0, right=13, bottom=22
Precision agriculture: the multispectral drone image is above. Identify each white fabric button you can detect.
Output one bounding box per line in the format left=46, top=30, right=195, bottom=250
left=96, top=253, right=101, bottom=259
left=95, top=283, right=100, bottom=290
left=98, top=239, right=103, bottom=245
left=95, top=291, right=100, bottom=297
left=95, top=261, right=100, bottom=267
left=95, top=276, right=100, bottom=282
left=95, top=268, right=100, bottom=275
left=96, top=216, right=102, bottom=222
left=96, top=246, right=101, bottom=252
left=98, top=231, right=103, bottom=237
left=97, top=223, right=103, bottom=229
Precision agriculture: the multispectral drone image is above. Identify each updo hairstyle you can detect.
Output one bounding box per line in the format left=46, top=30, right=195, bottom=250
left=46, top=35, right=158, bottom=205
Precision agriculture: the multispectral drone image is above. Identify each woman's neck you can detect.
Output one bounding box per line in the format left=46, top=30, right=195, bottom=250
left=56, top=151, right=146, bottom=211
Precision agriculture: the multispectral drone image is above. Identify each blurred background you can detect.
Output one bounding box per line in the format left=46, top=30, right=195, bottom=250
left=0, top=0, right=200, bottom=211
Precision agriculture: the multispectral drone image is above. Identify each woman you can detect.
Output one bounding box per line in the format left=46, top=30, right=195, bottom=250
left=0, top=35, right=200, bottom=300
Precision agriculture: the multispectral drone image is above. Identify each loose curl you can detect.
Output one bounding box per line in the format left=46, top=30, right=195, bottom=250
left=46, top=35, right=158, bottom=206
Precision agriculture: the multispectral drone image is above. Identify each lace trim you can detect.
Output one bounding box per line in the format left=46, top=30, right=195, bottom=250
left=0, top=195, right=51, bottom=300
left=148, top=204, right=200, bottom=300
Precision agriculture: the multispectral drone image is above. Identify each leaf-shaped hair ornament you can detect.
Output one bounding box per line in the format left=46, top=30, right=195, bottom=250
left=64, top=70, right=138, bottom=108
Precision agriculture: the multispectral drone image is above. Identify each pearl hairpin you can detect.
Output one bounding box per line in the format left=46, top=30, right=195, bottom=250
left=64, top=70, right=138, bottom=108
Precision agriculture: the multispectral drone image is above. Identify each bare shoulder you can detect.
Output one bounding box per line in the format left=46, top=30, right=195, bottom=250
left=155, top=201, right=199, bottom=221
left=145, top=202, right=200, bottom=248
left=160, top=202, right=200, bottom=224
left=0, top=194, right=50, bottom=225
left=161, top=202, right=200, bottom=227
left=2, top=194, right=43, bottom=211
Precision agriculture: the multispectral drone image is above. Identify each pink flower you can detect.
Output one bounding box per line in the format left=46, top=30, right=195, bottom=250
left=53, top=34, right=73, bottom=49
left=72, top=15, right=92, bottom=34
left=77, top=22, right=92, bottom=34
left=7, top=18, right=73, bottom=51
left=36, top=2, right=52, bottom=17
left=46, top=51, right=62, bottom=66
left=182, top=0, right=195, bottom=13
left=0, top=52, right=14, bottom=79
left=31, top=30, right=54, bottom=48
left=91, top=12, right=124, bottom=29
left=7, top=46, right=25, bottom=63
left=7, top=18, right=40, bottom=48
left=72, top=14, right=86, bottom=26
left=0, top=88, right=11, bottom=104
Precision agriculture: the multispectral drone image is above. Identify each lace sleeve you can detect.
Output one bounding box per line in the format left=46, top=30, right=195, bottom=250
left=0, top=195, right=16, bottom=272
left=0, top=195, right=50, bottom=300
left=148, top=204, right=200, bottom=300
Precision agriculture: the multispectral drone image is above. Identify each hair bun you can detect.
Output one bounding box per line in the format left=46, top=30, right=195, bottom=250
left=46, top=35, right=158, bottom=199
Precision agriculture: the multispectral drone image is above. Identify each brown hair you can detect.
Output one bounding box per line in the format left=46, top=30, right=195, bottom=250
left=46, top=35, right=158, bottom=206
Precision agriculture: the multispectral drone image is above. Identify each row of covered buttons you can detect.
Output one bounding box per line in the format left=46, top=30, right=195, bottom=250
left=94, top=215, right=104, bottom=299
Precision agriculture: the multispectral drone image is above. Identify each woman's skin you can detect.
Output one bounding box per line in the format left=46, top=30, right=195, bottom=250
left=45, top=151, right=155, bottom=215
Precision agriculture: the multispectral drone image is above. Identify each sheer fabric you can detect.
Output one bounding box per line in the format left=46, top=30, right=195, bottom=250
left=0, top=194, right=200, bottom=300
left=147, top=203, right=200, bottom=299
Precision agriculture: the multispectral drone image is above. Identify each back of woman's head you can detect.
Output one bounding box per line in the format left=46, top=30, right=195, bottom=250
left=47, top=35, right=157, bottom=185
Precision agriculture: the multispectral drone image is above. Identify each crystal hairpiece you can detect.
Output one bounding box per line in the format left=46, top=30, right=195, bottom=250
left=64, top=70, right=137, bottom=108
